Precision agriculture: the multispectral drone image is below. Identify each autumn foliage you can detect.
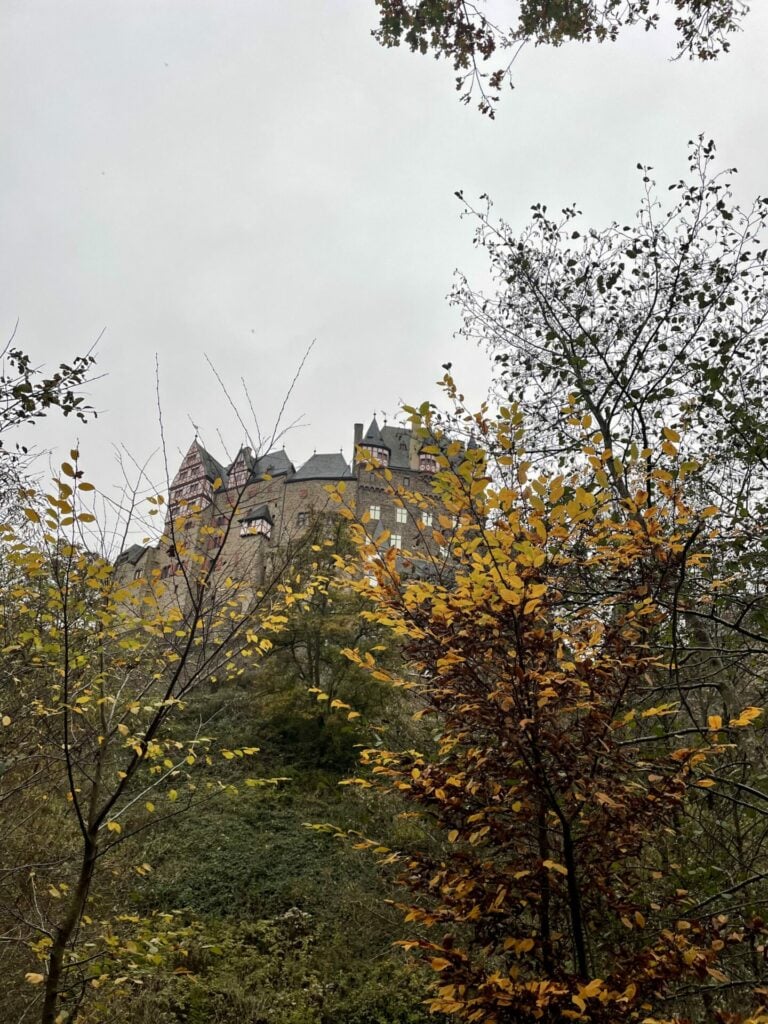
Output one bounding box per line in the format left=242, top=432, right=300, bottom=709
left=0, top=455, right=304, bottom=1023
left=334, top=392, right=768, bottom=1024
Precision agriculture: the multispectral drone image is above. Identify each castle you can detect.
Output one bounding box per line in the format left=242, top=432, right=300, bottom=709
left=115, top=417, right=442, bottom=589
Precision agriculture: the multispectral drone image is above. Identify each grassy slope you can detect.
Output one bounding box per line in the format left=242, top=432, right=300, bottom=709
left=92, top=680, right=440, bottom=1024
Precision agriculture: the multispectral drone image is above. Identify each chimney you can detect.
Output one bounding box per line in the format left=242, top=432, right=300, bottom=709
left=353, top=422, right=363, bottom=466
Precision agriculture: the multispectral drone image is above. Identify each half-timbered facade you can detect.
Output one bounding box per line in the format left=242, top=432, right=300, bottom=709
left=115, top=417, right=448, bottom=596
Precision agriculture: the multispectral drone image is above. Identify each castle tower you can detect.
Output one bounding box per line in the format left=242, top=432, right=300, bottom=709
left=357, top=417, right=390, bottom=466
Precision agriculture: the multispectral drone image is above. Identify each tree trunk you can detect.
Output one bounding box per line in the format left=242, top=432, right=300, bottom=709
left=40, top=835, right=98, bottom=1024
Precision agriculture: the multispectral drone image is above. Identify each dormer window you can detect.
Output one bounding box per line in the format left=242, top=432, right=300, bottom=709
left=419, top=453, right=438, bottom=473
left=239, top=505, right=273, bottom=540
left=241, top=519, right=271, bottom=539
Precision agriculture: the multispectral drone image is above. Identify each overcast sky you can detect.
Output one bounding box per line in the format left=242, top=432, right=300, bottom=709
left=3, top=1, right=767, bottom=509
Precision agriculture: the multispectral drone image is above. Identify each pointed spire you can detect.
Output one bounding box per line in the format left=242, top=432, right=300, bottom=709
left=362, top=416, right=390, bottom=451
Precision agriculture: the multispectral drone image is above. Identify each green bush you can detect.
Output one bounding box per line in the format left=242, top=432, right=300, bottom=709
left=96, top=912, right=437, bottom=1024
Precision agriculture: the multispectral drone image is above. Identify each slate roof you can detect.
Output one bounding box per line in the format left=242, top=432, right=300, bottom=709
left=239, top=504, right=273, bottom=525
left=291, top=452, right=353, bottom=481
left=227, top=446, right=295, bottom=484
left=361, top=417, right=390, bottom=452
left=255, top=449, right=294, bottom=478
left=115, top=543, right=147, bottom=566
left=381, top=425, right=414, bottom=470
left=197, top=442, right=229, bottom=486
left=229, top=446, right=256, bottom=475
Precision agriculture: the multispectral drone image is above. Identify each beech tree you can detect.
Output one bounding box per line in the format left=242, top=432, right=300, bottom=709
left=372, top=1, right=750, bottom=114
left=452, top=139, right=768, bottom=739
left=333, top=394, right=768, bottom=1023
left=454, top=139, right=768, bottom=518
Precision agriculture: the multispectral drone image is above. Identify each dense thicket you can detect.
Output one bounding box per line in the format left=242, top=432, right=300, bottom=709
left=333, top=145, right=768, bottom=1024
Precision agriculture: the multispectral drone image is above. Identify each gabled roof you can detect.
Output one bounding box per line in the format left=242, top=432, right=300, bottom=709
left=229, top=446, right=256, bottom=475
left=228, top=447, right=294, bottom=483
left=255, top=449, right=294, bottom=479
left=115, top=543, right=147, bottom=566
left=196, top=442, right=228, bottom=486
left=239, top=504, right=273, bottom=525
left=291, top=452, right=353, bottom=481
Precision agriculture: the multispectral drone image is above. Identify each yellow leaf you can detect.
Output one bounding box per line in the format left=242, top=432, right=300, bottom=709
left=168, top=789, right=178, bottom=802
left=729, top=706, right=762, bottom=728
left=25, top=973, right=45, bottom=985
left=708, top=715, right=722, bottom=731
left=1, top=715, right=11, bottom=727
left=107, top=821, right=122, bottom=834
left=579, top=979, right=604, bottom=999
left=502, top=936, right=535, bottom=953
left=430, top=958, right=451, bottom=972
left=145, top=802, right=155, bottom=813
left=662, top=426, right=680, bottom=442
left=542, top=859, right=568, bottom=876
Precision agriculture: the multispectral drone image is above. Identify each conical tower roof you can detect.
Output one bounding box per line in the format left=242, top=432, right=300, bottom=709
left=361, top=417, right=390, bottom=451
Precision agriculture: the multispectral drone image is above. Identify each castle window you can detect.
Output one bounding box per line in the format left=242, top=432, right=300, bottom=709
left=403, top=476, right=410, bottom=487
left=396, top=507, right=407, bottom=524
left=241, top=519, right=272, bottom=540
left=369, top=505, right=381, bottom=520
left=390, top=533, right=402, bottom=549
left=419, top=453, right=438, bottom=473
left=239, top=505, right=273, bottom=540
left=297, top=511, right=309, bottom=528
left=368, top=446, right=389, bottom=466
left=422, top=512, right=432, bottom=527
left=133, top=569, right=143, bottom=580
